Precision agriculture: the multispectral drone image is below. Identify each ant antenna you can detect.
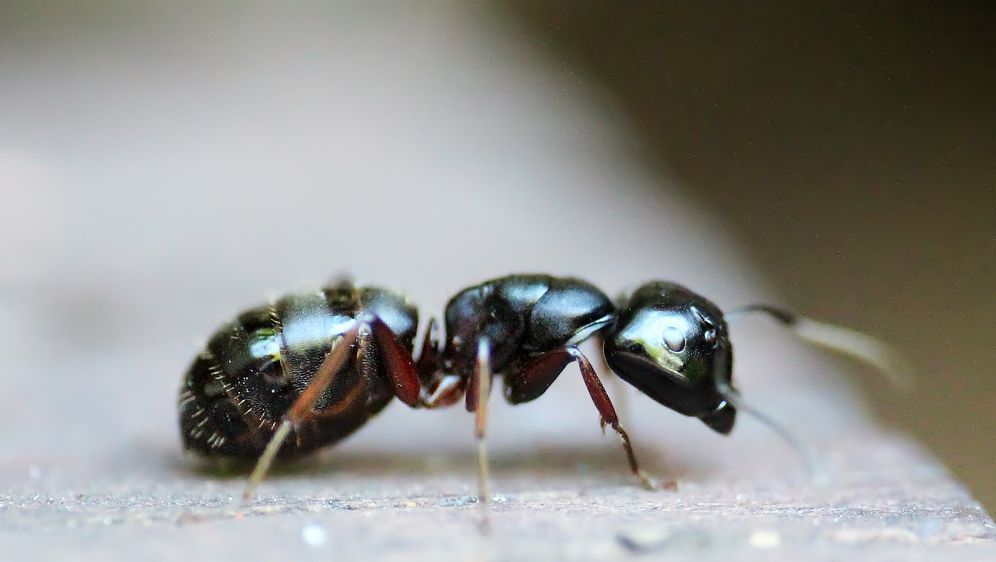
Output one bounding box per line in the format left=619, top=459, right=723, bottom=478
left=715, top=380, right=830, bottom=486
left=727, top=305, right=913, bottom=391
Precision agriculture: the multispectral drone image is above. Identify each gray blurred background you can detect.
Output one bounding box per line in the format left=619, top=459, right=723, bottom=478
left=0, top=0, right=992, bottom=519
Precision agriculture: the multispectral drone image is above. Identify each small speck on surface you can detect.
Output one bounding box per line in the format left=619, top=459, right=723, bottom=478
left=301, top=523, right=327, bottom=547
left=749, top=529, right=782, bottom=549
left=617, top=525, right=714, bottom=553
left=617, top=527, right=672, bottom=552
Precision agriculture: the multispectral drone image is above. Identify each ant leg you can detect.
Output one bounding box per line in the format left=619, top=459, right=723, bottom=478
left=591, top=335, right=633, bottom=429
left=503, top=350, right=573, bottom=403
left=606, top=373, right=632, bottom=431
left=571, top=348, right=662, bottom=491
left=421, top=375, right=466, bottom=408
left=367, top=317, right=420, bottom=407
left=414, top=317, right=467, bottom=408
left=595, top=341, right=633, bottom=431
left=415, top=317, right=440, bottom=388
left=467, top=339, right=493, bottom=530
left=243, top=321, right=360, bottom=500
left=503, top=348, right=665, bottom=491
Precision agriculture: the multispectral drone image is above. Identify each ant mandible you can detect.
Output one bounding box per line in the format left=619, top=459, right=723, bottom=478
left=178, top=274, right=905, bottom=522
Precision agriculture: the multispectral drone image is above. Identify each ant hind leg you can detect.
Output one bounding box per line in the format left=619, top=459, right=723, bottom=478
left=242, top=321, right=361, bottom=501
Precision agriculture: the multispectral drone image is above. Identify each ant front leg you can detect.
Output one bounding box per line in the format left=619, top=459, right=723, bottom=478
left=592, top=336, right=634, bottom=431
left=414, top=317, right=467, bottom=409
left=504, top=347, right=667, bottom=491
left=574, top=350, right=666, bottom=491
left=420, top=375, right=467, bottom=408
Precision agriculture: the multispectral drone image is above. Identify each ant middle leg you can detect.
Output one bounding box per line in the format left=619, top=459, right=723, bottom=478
left=414, top=317, right=467, bottom=409
left=504, top=347, right=666, bottom=491
left=464, top=339, right=494, bottom=530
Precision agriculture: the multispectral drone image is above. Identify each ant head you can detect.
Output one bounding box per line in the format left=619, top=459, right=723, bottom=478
left=604, top=282, right=736, bottom=434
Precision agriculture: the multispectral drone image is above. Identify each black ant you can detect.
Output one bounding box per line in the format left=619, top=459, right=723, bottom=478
left=179, top=274, right=905, bottom=523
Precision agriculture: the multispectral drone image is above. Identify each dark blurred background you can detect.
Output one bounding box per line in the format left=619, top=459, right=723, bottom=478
left=501, top=2, right=993, bottom=506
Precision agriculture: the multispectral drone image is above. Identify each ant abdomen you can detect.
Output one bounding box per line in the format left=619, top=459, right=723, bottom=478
left=178, top=284, right=418, bottom=460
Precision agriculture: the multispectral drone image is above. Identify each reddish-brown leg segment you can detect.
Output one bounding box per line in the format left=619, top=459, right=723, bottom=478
left=503, top=350, right=574, bottom=404
left=465, top=353, right=486, bottom=413
left=503, top=347, right=662, bottom=491
left=420, top=375, right=466, bottom=408
left=413, top=317, right=468, bottom=408
left=368, top=317, right=421, bottom=407
left=415, top=317, right=440, bottom=387
left=243, top=321, right=361, bottom=500
left=243, top=315, right=424, bottom=500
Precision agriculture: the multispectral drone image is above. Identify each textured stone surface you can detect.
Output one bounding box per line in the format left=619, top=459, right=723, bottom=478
left=1, top=428, right=992, bottom=561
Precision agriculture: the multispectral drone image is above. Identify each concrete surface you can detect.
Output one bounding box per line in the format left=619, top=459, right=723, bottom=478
left=0, top=3, right=991, bottom=561
left=1, top=422, right=992, bottom=561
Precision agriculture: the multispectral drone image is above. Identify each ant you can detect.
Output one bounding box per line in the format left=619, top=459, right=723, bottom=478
left=179, top=274, right=905, bottom=524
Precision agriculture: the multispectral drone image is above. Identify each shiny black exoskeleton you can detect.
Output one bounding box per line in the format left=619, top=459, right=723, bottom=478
left=423, top=275, right=621, bottom=419
left=182, top=273, right=896, bottom=514
left=423, top=276, right=736, bottom=437
left=605, top=282, right=737, bottom=434
left=179, top=282, right=421, bottom=459
left=439, top=275, right=614, bottom=378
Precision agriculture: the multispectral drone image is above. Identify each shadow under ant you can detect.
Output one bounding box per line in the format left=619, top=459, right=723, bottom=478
left=163, top=442, right=701, bottom=487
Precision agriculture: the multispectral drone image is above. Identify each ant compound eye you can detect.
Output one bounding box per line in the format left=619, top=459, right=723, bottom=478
left=662, top=326, right=686, bottom=352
